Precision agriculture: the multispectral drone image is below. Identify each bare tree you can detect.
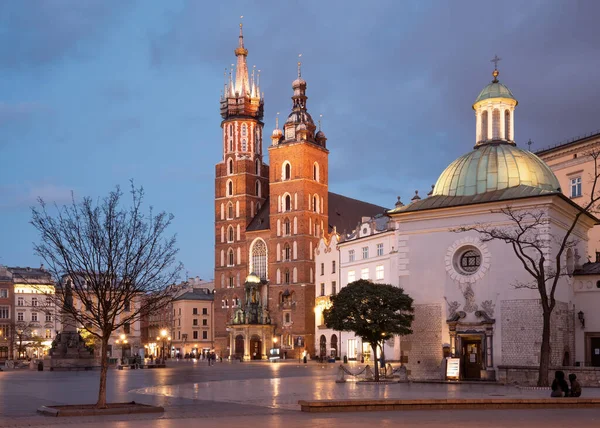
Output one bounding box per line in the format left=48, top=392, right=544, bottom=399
left=455, top=151, right=600, bottom=386
left=11, top=320, right=36, bottom=359
left=30, top=183, right=182, bottom=408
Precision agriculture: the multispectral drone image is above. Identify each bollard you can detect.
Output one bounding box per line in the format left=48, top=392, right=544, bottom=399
left=335, top=365, right=346, bottom=383
left=303, top=355, right=307, bottom=364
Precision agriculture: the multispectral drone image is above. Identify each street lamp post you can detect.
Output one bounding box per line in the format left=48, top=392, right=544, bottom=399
left=159, top=329, right=169, bottom=363
left=115, top=334, right=128, bottom=364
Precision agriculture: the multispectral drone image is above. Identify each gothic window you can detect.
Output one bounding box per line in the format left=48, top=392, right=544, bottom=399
left=505, top=110, right=511, bottom=140
left=229, top=124, right=233, bottom=136
left=228, top=158, right=234, bottom=175
left=229, top=139, right=233, bottom=152
left=284, top=269, right=290, bottom=284
left=284, top=218, right=291, bottom=236
left=283, top=162, right=291, bottom=180
left=481, top=110, right=488, bottom=141
left=285, top=313, right=290, bottom=323
left=313, top=195, right=318, bottom=213
left=284, top=243, right=291, bottom=261
left=228, top=249, right=234, bottom=266
left=285, top=195, right=291, bottom=212
left=242, top=124, right=247, bottom=137
left=492, top=109, right=500, bottom=140
left=255, top=180, right=260, bottom=197
left=250, top=239, right=267, bottom=280
left=313, top=162, right=319, bottom=181
left=229, top=277, right=234, bottom=288
left=227, top=202, right=234, bottom=219
left=228, top=226, right=234, bottom=242
left=242, top=139, right=247, bottom=152
left=227, top=180, right=233, bottom=197
left=255, top=159, right=260, bottom=175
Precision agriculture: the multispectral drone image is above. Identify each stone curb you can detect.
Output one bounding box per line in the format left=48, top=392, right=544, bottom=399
left=298, top=398, right=600, bottom=413
left=37, top=401, right=165, bottom=417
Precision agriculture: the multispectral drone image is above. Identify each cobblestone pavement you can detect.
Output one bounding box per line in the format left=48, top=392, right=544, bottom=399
left=1, top=361, right=599, bottom=427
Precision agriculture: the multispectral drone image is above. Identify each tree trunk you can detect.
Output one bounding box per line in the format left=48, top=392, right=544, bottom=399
left=538, top=310, right=552, bottom=387
left=372, top=343, right=379, bottom=382
left=96, top=336, right=110, bottom=408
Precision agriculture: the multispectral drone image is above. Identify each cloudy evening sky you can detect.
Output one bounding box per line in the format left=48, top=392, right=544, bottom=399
left=1, top=0, right=599, bottom=279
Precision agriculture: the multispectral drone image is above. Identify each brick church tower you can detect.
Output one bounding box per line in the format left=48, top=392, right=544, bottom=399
left=213, top=24, right=268, bottom=352
left=266, top=62, right=329, bottom=355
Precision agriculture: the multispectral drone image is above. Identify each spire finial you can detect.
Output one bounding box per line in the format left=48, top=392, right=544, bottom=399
left=319, top=114, right=322, bottom=131
left=527, top=138, right=533, bottom=151
left=490, top=54, right=501, bottom=82
left=297, top=53, right=302, bottom=78
left=239, top=16, right=244, bottom=45
left=275, top=112, right=280, bottom=129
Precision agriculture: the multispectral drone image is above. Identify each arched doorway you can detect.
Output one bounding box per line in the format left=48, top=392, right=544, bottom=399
left=250, top=335, right=262, bottom=360
left=235, top=335, right=244, bottom=357
left=331, top=334, right=338, bottom=358
left=319, top=335, right=327, bottom=357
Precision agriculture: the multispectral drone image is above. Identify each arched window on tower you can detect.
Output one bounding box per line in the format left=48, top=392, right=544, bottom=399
left=492, top=109, right=500, bottom=140
left=229, top=139, right=233, bottom=152
left=255, top=180, right=261, bottom=197
left=228, top=226, right=234, bottom=243
left=283, top=162, right=291, bottom=181
left=284, top=218, right=291, bottom=236
left=227, top=180, right=233, bottom=197
left=284, top=269, right=290, bottom=284
left=228, top=158, right=234, bottom=175
left=250, top=239, right=267, bottom=280
left=313, top=195, right=318, bottom=213
left=228, top=249, right=234, bottom=266
left=505, top=110, right=511, bottom=140
left=285, top=195, right=291, bottom=212
left=284, top=243, right=291, bottom=261
left=227, top=202, right=234, bottom=219
left=481, top=110, right=488, bottom=141
left=313, top=162, right=319, bottom=182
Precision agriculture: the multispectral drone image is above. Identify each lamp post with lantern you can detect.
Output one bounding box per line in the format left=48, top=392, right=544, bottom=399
left=158, top=329, right=171, bottom=363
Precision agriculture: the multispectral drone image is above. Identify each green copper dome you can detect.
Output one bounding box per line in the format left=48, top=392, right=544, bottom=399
left=432, top=143, right=560, bottom=197
left=474, top=81, right=517, bottom=105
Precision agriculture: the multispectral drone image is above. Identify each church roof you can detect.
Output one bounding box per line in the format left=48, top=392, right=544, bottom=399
left=245, top=193, right=388, bottom=234
left=474, top=80, right=516, bottom=105
left=246, top=197, right=271, bottom=232
left=388, top=184, right=561, bottom=214
left=174, top=288, right=214, bottom=301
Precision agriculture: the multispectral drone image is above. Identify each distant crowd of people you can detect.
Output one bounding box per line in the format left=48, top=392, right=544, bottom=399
left=551, top=371, right=582, bottom=397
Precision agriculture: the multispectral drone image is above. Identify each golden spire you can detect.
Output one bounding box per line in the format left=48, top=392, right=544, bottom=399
left=297, top=53, right=302, bottom=78
left=235, top=16, right=248, bottom=56
left=275, top=112, right=280, bottom=129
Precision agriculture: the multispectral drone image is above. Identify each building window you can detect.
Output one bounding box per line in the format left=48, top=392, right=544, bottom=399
left=348, top=271, right=355, bottom=283
left=202, top=308, right=208, bottom=315
left=228, top=158, right=234, bottom=175
left=0, top=289, right=7, bottom=298
left=193, top=308, right=198, bottom=315
left=255, top=180, right=260, bottom=197
left=320, top=263, right=325, bottom=276
left=17, top=297, right=24, bottom=306
left=492, top=108, right=500, bottom=140
left=202, top=319, right=207, bottom=326
left=481, top=110, right=488, bottom=141
left=227, top=180, right=233, bottom=197
left=179, top=308, right=182, bottom=315
left=0, top=307, right=9, bottom=319
left=377, top=243, right=384, bottom=256
left=31, top=297, right=38, bottom=307
left=313, top=196, right=318, bottom=213
left=571, top=177, right=582, bottom=198
left=456, top=248, right=482, bottom=275
left=17, top=312, right=23, bottom=321
left=332, top=281, right=337, bottom=295
left=320, top=283, right=325, bottom=296
left=193, top=331, right=198, bottom=339
left=283, top=162, right=291, bottom=180
left=361, top=268, right=369, bottom=280
left=284, top=269, right=290, bottom=284
left=284, top=218, right=291, bottom=236
left=124, top=323, right=130, bottom=334
left=228, top=226, right=234, bottom=242
left=227, top=203, right=234, bottom=219
left=332, top=261, right=336, bottom=274
left=31, top=312, right=38, bottom=322
left=45, top=313, right=52, bottom=322
left=285, top=195, right=291, bottom=211
left=203, top=331, right=208, bottom=339
left=251, top=239, right=267, bottom=280
left=284, top=244, right=291, bottom=261
left=505, top=110, right=511, bottom=140
left=45, top=329, right=52, bottom=339
left=228, top=249, right=235, bottom=266
left=193, top=319, right=198, bottom=326
left=124, top=301, right=130, bottom=311
left=376, top=265, right=384, bottom=280
left=242, top=138, right=247, bottom=152
left=349, top=250, right=355, bottom=262
left=362, top=247, right=369, bottom=259
left=313, top=162, right=319, bottom=181
left=229, top=277, right=234, bottom=288
left=284, top=313, right=291, bottom=324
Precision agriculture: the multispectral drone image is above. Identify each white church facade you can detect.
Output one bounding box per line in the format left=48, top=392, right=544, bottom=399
left=316, top=65, right=600, bottom=383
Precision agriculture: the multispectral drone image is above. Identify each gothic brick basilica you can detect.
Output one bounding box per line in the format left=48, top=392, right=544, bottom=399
left=213, top=24, right=384, bottom=360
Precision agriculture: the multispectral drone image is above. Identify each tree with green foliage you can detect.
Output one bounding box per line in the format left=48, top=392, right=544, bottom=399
left=323, top=279, right=414, bottom=381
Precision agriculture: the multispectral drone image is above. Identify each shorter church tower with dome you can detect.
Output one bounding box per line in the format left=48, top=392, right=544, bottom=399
left=386, top=64, right=597, bottom=381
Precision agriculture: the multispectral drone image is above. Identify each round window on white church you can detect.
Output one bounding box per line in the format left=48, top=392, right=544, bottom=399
left=456, top=247, right=482, bottom=275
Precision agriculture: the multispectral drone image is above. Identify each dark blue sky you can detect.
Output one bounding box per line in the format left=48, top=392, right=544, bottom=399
left=1, top=0, right=599, bottom=279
